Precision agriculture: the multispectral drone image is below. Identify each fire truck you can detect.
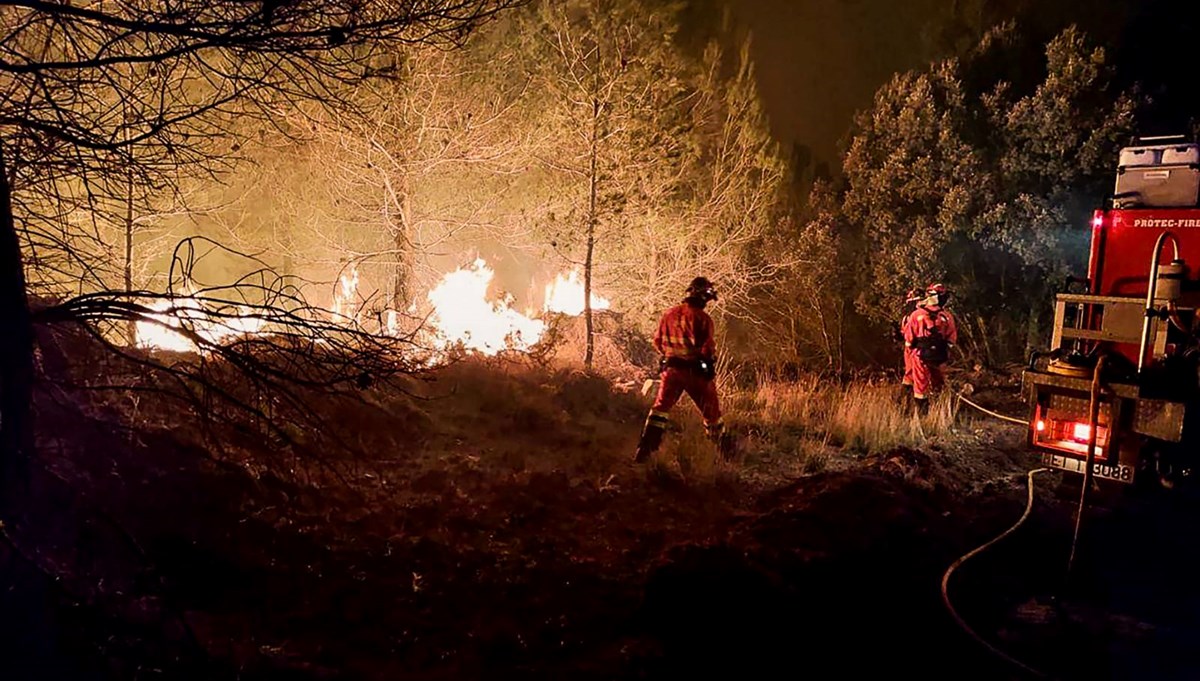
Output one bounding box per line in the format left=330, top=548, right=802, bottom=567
left=1023, top=135, right=1200, bottom=489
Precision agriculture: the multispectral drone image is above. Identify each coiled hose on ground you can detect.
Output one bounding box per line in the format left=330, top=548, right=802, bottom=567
left=939, top=467, right=1055, bottom=680
left=945, top=360, right=1106, bottom=680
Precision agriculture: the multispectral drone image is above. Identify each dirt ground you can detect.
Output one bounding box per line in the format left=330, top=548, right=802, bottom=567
left=2, top=355, right=1198, bottom=681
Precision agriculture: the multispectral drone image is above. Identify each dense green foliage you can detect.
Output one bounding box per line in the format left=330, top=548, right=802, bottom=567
left=829, top=25, right=1138, bottom=364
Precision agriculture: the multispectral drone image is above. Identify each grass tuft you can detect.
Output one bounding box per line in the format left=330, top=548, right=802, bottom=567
left=724, top=375, right=959, bottom=469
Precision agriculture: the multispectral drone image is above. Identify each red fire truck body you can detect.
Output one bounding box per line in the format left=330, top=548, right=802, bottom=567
left=1023, top=139, right=1200, bottom=487
left=1086, top=209, right=1200, bottom=363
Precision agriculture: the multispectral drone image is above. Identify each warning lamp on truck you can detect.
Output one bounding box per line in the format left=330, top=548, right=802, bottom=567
left=1030, top=408, right=1109, bottom=460
left=1072, top=422, right=1091, bottom=441
left=1033, top=419, right=1094, bottom=442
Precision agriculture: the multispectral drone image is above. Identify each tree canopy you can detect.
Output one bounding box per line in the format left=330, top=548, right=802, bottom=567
left=836, top=24, right=1137, bottom=360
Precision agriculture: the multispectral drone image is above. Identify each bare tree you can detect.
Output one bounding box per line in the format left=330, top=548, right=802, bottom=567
left=294, top=43, right=534, bottom=320
left=521, top=0, right=695, bottom=369
left=640, top=36, right=793, bottom=337
left=515, top=4, right=793, bottom=369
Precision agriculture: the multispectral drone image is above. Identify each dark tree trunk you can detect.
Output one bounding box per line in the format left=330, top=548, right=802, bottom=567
left=0, top=146, right=34, bottom=509
left=388, top=181, right=411, bottom=313
left=392, top=226, right=410, bottom=313
left=584, top=95, right=598, bottom=371
left=123, top=166, right=136, bottom=345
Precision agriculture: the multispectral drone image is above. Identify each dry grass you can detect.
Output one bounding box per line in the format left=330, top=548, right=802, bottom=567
left=726, top=375, right=959, bottom=467
left=321, top=358, right=959, bottom=491
left=743, top=373, right=827, bottom=430
left=391, top=362, right=958, bottom=489
left=644, top=413, right=739, bottom=487
left=798, top=432, right=833, bottom=473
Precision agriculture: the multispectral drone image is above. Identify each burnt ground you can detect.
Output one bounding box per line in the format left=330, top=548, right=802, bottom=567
left=1, top=357, right=1199, bottom=681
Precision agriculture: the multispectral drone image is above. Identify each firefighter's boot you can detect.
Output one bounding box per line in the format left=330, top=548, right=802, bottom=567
left=914, top=396, right=930, bottom=417
left=634, top=411, right=670, bottom=463
left=634, top=426, right=664, bottom=463
left=706, top=420, right=736, bottom=461
left=717, top=432, right=737, bottom=461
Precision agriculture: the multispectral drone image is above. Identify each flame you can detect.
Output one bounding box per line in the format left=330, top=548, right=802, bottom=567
left=426, top=259, right=546, bottom=354
left=384, top=309, right=399, bottom=337
left=332, top=265, right=360, bottom=323
left=135, top=297, right=264, bottom=353
left=543, top=270, right=610, bottom=316
left=133, top=260, right=613, bottom=359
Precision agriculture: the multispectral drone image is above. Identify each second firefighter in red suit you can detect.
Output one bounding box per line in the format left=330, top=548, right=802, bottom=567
left=899, top=288, right=923, bottom=391
left=902, top=283, right=958, bottom=410
left=634, top=276, right=731, bottom=462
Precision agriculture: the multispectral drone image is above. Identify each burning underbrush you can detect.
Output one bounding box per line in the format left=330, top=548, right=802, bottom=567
left=107, top=242, right=623, bottom=373
left=534, top=309, right=659, bottom=381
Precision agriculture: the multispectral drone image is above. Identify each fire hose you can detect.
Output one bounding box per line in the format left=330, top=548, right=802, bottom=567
left=954, top=392, right=1027, bottom=425
left=943, top=389, right=1054, bottom=677
left=942, top=359, right=1106, bottom=679
left=940, top=467, right=1055, bottom=680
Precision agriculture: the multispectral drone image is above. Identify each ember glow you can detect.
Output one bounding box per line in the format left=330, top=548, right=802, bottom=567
left=543, top=270, right=610, bottom=316
left=426, top=258, right=546, bottom=353
left=135, top=297, right=264, bottom=353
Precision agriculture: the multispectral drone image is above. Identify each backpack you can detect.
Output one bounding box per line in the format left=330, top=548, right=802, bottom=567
left=914, top=314, right=949, bottom=365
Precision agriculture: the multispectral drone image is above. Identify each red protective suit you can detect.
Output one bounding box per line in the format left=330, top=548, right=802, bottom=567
left=635, top=300, right=724, bottom=461
left=654, top=302, right=716, bottom=361
left=901, top=310, right=916, bottom=387
left=903, top=306, right=958, bottom=399
left=651, top=368, right=722, bottom=432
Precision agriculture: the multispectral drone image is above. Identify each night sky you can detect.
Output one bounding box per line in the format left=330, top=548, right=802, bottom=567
left=720, top=0, right=1200, bottom=169
left=723, top=0, right=946, bottom=167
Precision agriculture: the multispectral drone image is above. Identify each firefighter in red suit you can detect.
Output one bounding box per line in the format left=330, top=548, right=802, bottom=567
left=634, top=277, right=729, bottom=462
left=899, top=288, right=923, bottom=391
left=903, top=283, right=958, bottom=411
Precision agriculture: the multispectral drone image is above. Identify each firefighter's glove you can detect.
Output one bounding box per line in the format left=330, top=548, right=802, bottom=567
left=657, top=356, right=667, bottom=374
left=699, top=357, right=717, bottom=381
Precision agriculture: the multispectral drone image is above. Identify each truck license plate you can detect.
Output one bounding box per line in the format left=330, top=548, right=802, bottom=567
left=1041, top=453, right=1134, bottom=483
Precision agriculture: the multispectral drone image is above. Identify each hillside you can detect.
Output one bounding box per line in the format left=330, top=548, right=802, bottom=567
left=11, top=323, right=1160, bottom=680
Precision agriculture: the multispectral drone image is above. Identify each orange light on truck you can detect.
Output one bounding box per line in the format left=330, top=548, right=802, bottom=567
left=1036, top=419, right=1046, bottom=432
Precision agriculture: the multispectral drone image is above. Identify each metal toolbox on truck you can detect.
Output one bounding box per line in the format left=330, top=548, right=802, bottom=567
left=1115, top=141, right=1200, bottom=208
left=1163, top=145, right=1200, bottom=165
left=1118, top=140, right=1200, bottom=167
